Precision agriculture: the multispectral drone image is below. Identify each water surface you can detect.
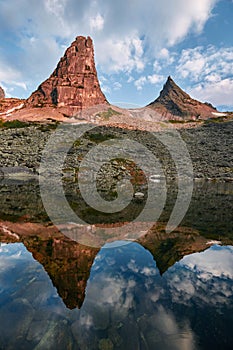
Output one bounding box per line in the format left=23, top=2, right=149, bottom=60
left=0, top=180, right=232, bottom=349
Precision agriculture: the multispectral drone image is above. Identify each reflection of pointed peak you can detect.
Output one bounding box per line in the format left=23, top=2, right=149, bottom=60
left=148, top=76, right=216, bottom=119
left=138, top=224, right=213, bottom=275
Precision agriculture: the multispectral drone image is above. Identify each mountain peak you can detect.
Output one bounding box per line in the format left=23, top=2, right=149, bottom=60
left=148, top=76, right=216, bottom=119
left=26, top=36, right=108, bottom=115
left=157, top=76, right=191, bottom=102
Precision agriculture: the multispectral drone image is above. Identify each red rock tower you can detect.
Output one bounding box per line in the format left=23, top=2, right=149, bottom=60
left=27, top=36, right=108, bottom=113
left=0, top=86, right=5, bottom=99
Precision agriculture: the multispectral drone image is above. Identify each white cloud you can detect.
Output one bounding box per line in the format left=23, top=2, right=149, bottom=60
left=191, top=78, right=233, bottom=106
left=0, top=0, right=218, bottom=97
left=205, top=73, right=221, bottom=83
left=177, top=46, right=233, bottom=80
left=134, top=74, right=164, bottom=91
left=95, top=35, right=145, bottom=73
left=134, top=76, right=147, bottom=90
left=176, top=46, right=233, bottom=106
left=99, top=81, right=111, bottom=95
left=158, top=48, right=170, bottom=59
left=153, top=60, right=162, bottom=72
left=148, top=74, right=164, bottom=85
left=127, top=76, right=134, bottom=83
left=177, top=49, right=206, bottom=79
left=90, top=14, right=104, bottom=32
left=113, top=82, right=122, bottom=90
left=44, top=0, right=67, bottom=19
left=0, top=59, right=28, bottom=96
left=0, top=62, right=21, bottom=83
left=141, top=266, right=157, bottom=276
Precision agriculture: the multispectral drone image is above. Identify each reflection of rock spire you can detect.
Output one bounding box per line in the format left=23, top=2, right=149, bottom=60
left=0, top=221, right=99, bottom=309
left=138, top=224, right=218, bottom=275
left=0, top=220, right=231, bottom=307
left=27, top=236, right=99, bottom=309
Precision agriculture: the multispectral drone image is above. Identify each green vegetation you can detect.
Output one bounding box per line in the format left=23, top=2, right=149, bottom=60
left=204, top=115, right=232, bottom=124
left=96, top=107, right=121, bottom=121
left=38, top=121, right=60, bottom=131
left=168, top=119, right=202, bottom=124
left=0, top=119, right=30, bottom=128
left=87, top=132, right=117, bottom=143
left=0, top=119, right=60, bottom=130
left=73, top=139, right=82, bottom=147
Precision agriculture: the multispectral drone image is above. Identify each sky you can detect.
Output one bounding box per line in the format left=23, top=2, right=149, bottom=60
left=0, top=0, right=232, bottom=111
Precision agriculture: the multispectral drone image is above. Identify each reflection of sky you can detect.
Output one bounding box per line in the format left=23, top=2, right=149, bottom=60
left=167, top=245, right=233, bottom=306
left=0, top=243, right=233, bottom=349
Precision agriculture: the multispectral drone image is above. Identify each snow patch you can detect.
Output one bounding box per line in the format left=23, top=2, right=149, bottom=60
left=206, top=240, right=222, bottom=245
left=0, top=225, right=20, bottom=240
left=0, top=103, right=24, bottom=116
left=211, top=112, right=227, bottom=117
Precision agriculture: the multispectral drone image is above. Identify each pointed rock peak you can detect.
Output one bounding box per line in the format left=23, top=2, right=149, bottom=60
left=148, top=76, right=216, bottom=119
left=165, top=75, right=178, bottom=87
left=26, top=35, right=108, bottom=115
left=0, top=86, right=5, bottom=99
left=167, top=75, right=174, bottom=83
left=159, top=76, right=189, bottom=98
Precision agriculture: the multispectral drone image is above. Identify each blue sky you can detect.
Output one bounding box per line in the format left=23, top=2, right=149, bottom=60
left=0, top=0, right=232, bottom=110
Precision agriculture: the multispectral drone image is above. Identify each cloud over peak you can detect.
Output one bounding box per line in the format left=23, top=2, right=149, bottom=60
left=1, top=0, right=231, bottom=109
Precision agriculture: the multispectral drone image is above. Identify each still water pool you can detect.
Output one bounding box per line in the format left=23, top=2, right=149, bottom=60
left=0, top=180, right=232, bottom=349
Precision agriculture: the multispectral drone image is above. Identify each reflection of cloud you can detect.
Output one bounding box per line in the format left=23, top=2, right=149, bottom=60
left=89, top=275, right=136, bottom=309
left=148, top=306, right=196, bottom=350
left=127, top=259, right=139, bottom=273
left=0, top=243, right=30, bottom=271
left=1, top=242, right=233, bottom=349
left=141, top=266, right=157, bottom=276
left=166, top=246, right=233, bottom=306
left=182, top=245, right=233, bottom=279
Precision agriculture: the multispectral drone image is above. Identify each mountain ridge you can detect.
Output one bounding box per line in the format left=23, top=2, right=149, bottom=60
left=0, top=36, right=230, bottom=125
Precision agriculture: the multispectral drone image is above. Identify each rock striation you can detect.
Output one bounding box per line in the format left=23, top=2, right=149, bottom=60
left=26, top=36, right=107, bottom=114
left=0, top=86, right=5, bottom=99
left=148, top=76, right=216, bottom=119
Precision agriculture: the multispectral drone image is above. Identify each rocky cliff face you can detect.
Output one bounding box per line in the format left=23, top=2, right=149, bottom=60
left=0, top=86, right=5, bottom=99
left=26, top=36, right=107, bottom=115
left=148, top=76, right=216, bottom=119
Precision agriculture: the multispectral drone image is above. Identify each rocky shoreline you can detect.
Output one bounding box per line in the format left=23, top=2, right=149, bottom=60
left=0, top=119, right=232, bottom=182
